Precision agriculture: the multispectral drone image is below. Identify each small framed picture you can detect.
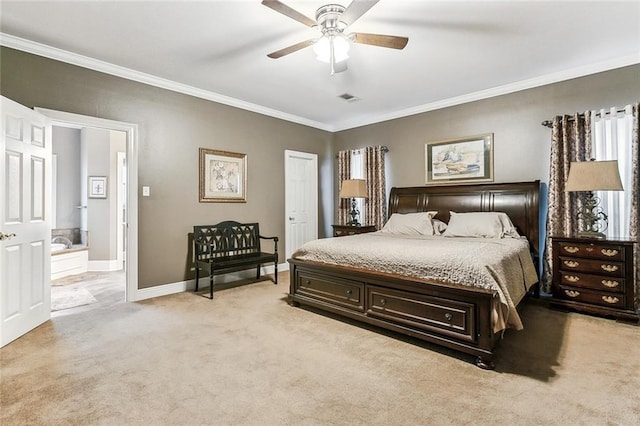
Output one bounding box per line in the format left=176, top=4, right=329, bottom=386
left=199, top=148, right=247, bottom=203
left=425, top=133, right=494, bottom=185
left=88, top=176, right=107, bottom=198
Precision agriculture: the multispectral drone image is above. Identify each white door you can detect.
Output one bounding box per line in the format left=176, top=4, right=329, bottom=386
left=1, top=96, right=52, bottom=347
left=285, top=150, right=318, bottom=260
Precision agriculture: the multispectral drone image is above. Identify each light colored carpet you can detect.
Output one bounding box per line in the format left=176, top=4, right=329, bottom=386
left=1, top=272, right=639, bottom=425
left=50, top=287, right=97, bottom=311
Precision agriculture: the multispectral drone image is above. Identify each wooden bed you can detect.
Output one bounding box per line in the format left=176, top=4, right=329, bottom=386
left=288, top=181, right=540, bottom=369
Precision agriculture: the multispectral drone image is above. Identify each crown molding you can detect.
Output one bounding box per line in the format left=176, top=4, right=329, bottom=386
left=0, top=33, right=333, bottom=132
left=331, top=53, right=640, bottom=132
left=2, top=33, right=638, bottom=133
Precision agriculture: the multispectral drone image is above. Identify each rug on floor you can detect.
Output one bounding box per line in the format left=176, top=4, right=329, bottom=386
left=51, top=287, right=98, bottom=311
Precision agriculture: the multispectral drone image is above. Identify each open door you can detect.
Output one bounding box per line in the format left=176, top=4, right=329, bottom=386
left=1, top=96, right=52, bottom=347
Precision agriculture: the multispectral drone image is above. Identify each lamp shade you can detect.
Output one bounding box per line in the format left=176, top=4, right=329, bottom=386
left=565, top=160, right=623, bottom=192
left=339, top=179, right=367, bottom=198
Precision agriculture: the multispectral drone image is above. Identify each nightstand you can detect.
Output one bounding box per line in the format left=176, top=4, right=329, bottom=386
left=550, top=235, right=638, bottom=322
left=332, top=224, right=376, bottom=237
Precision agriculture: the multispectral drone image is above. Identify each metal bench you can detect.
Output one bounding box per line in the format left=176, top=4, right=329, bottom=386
left=193, top=221, right=278, bottom=299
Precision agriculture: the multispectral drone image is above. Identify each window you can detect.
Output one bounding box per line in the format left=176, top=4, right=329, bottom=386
left=350, top=149, right=365, bottom=220
left=592, top=106, right=634, bottom=238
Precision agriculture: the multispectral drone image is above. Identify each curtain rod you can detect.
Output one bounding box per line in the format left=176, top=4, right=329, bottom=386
left=541, top=107, right=629, bottom=128
left=335, top=146, right=389, bottom=158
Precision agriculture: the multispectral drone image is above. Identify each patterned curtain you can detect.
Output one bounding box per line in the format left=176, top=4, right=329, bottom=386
left=631, top=103, right=639, bottom=306
left=364, top=146, right=387, bottom=230
left=337, top=150, right=351, bottom=226
left=542, top=112, right=592, bottom=292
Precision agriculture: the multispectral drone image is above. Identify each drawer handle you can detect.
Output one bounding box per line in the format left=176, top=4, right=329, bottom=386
left=601, top=249, right=619, bottom=257
left=601, top=280, right=620, bottom=288
left=305, top=280, right=311, bottom=285
left=565, top=275, right=580, bottom=283
left=601, top=296, right=619, bottom=304
left=444, top=313, right=453, bottom=321
left=564, top=290, right=580, bottom=298
left=563, top=246, right=580, bottom=253
left=380, top=298, right=387, bottom=306
left=346, top=289, right=352, bottom=295
left=563, top=260, right=579, bottom=268
left=585, top=247, right=594, bottom=252
left=601, top=264, right=618, bottom=272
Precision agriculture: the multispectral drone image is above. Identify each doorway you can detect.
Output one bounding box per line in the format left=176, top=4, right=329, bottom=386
left=36, top=108, right=139, bottom=307
left=50, top=125, right=127, bottom=315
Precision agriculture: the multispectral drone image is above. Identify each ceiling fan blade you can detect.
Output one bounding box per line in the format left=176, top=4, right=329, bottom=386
left=261, top=0, right=316, bottom=27
left=340, top=0, right=380, bottom=26
left=352, top=33, right=409, bottom=50
left=267, top=40, right=314, bottom=59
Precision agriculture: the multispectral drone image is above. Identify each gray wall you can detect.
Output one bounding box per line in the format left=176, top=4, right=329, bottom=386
left=333, top=65, right=640, bottom=215
left=82, top=127, right=111, bottom=261
left=1, top=47, right=333, bottom=289
left=52, top=126, right=81, bottom=229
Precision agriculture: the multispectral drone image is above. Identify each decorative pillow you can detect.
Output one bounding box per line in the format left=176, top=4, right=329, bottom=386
left=443, top=211, right=520, bottom=238
left=380, top=212, right=438, bottom=236
left=432, top=219, right=448, bottom=235
left=495, top=212, right=521, bottom=238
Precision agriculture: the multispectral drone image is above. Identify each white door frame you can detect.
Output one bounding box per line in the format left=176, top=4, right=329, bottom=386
left=35, top=108, right=138, bottom=302
left=284, top=150, right=318, bottom=260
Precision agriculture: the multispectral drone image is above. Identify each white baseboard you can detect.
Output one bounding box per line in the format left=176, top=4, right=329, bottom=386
left=134, top=262, right=289, bottom=301
left=88, top=260, right=122, bottom=272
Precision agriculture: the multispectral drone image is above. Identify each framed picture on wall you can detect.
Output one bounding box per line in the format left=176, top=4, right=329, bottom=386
left=88, top=176, right=107, bottom=198
left=425, top=133, right=494, bottom=185
left=199, top=148, right=247, bottom=203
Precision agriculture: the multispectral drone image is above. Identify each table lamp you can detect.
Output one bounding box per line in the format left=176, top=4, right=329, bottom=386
left=339, top=179, right=368, bottom=226
left=565, top=159, right=623, bottom=238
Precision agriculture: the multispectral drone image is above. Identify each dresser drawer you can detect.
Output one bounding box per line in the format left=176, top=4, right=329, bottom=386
left=366, top=285, right=476, bottom=343
left=559, top=271, right=625, bottom=293
left=558, top=285, right=626, bottom=309
left=558, top=256, right=624, bottom=278
left=296, top=272, right=364, bottom=312
left=556, top=241, right=625, bottom=261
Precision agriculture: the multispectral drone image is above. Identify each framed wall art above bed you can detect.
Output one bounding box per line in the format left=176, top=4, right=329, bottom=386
left=425, top=133, right=494, bottom=185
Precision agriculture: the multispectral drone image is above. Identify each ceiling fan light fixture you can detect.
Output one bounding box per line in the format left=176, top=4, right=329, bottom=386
left=313, top=33, right=350, bottom=64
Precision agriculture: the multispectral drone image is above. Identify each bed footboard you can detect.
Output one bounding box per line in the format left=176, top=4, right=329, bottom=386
left=289, top=259, right=500, bottom=369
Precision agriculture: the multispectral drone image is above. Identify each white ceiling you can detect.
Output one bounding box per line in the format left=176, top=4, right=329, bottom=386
left=1, top=1, right=639, bottom=131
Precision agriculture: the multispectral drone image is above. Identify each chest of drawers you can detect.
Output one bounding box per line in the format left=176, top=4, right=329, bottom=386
left=550, top=236, right=638, bottom=322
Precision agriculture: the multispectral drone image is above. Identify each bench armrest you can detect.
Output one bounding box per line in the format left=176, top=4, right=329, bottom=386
left=259, top=235, right=278, bottom=252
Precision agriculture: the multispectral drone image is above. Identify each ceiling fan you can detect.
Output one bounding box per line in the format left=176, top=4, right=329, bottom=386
left=262, top=0, right=409, bottom=75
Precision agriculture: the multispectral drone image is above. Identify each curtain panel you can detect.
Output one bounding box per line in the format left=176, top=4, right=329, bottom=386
left=631, top=103, right=639, bottom=306
left=542, top=112, right=592, bottom=292
left=364, top=146, right=387, bottom=230
left=337, top=150, right=352, bottom=226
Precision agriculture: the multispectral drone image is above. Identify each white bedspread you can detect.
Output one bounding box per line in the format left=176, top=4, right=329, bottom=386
left=292, top=232, right=539, bottom=331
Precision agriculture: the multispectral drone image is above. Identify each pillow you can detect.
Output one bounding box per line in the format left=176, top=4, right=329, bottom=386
left=380, top=212, right=438, bottom=236
left=443, top=211, right=520, bottom=238
left=432, top=219, right=448, bottom=235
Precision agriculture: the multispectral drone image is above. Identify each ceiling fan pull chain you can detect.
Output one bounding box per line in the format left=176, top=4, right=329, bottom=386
left=330, top=36, right=336, bottom=76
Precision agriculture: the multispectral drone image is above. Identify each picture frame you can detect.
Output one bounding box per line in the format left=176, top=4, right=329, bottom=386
left=88, top=176, right=107, bottom=198
left=425, top=133, right=494, bottom=185
left=199, top=148, right=247, bottom=203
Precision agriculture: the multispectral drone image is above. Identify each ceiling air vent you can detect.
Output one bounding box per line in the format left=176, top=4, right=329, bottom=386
left=338, top=93, right=359, bottom=103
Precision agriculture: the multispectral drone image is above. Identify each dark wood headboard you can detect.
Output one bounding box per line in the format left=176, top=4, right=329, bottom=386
left=388, top=181, right=540, bottom=256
